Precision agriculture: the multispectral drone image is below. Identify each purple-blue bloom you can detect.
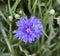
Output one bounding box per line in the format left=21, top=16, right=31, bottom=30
left=0, top=29, right=1, bottom=32
left=13, top=16, right=42, bottom=43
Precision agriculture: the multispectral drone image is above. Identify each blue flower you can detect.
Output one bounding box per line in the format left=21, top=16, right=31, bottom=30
left=0, top=29, right=1, bottom=32
left=13, top=16, right=43, bottom=43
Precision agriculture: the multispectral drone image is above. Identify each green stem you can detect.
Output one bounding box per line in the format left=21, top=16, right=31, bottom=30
left=12, top=0, right=21, bottom=14
left=9, top=23, right=12, bottom=40
left=1, top=29, right=14, bottom=56
left=8, top=0, right=12, bottom=16
left=8, top=0, right=13, bottom=41
left=19, top=45, right=29, bottom=56
left=28, top=0, right=32, bottom=14
left=0, top=11, right=9, bottom=25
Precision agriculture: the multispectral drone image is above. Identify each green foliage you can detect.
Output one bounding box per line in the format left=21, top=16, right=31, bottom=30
left=0, top=0, right=60, bottom=56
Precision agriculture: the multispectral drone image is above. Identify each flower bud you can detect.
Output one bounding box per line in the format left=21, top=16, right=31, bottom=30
left=15, top=14, right=20, bottom=19
left=8, top=16, right=13, bottom=21
left=19, top=10, right=23, bottom=14
left=49, top=9, right=55, bottom=15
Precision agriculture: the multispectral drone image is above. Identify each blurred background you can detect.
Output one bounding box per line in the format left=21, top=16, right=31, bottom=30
left=0, top=0, right=60, bottom=56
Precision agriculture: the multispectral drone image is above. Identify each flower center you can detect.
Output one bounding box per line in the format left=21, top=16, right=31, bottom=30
left=26, top=28, right=30, bottom=33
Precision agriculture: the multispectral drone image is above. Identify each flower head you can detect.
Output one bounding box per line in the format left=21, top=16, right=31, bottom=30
left=13, top=16, right=42, bottom=43
left=0, top=29, right=1, bottom=32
